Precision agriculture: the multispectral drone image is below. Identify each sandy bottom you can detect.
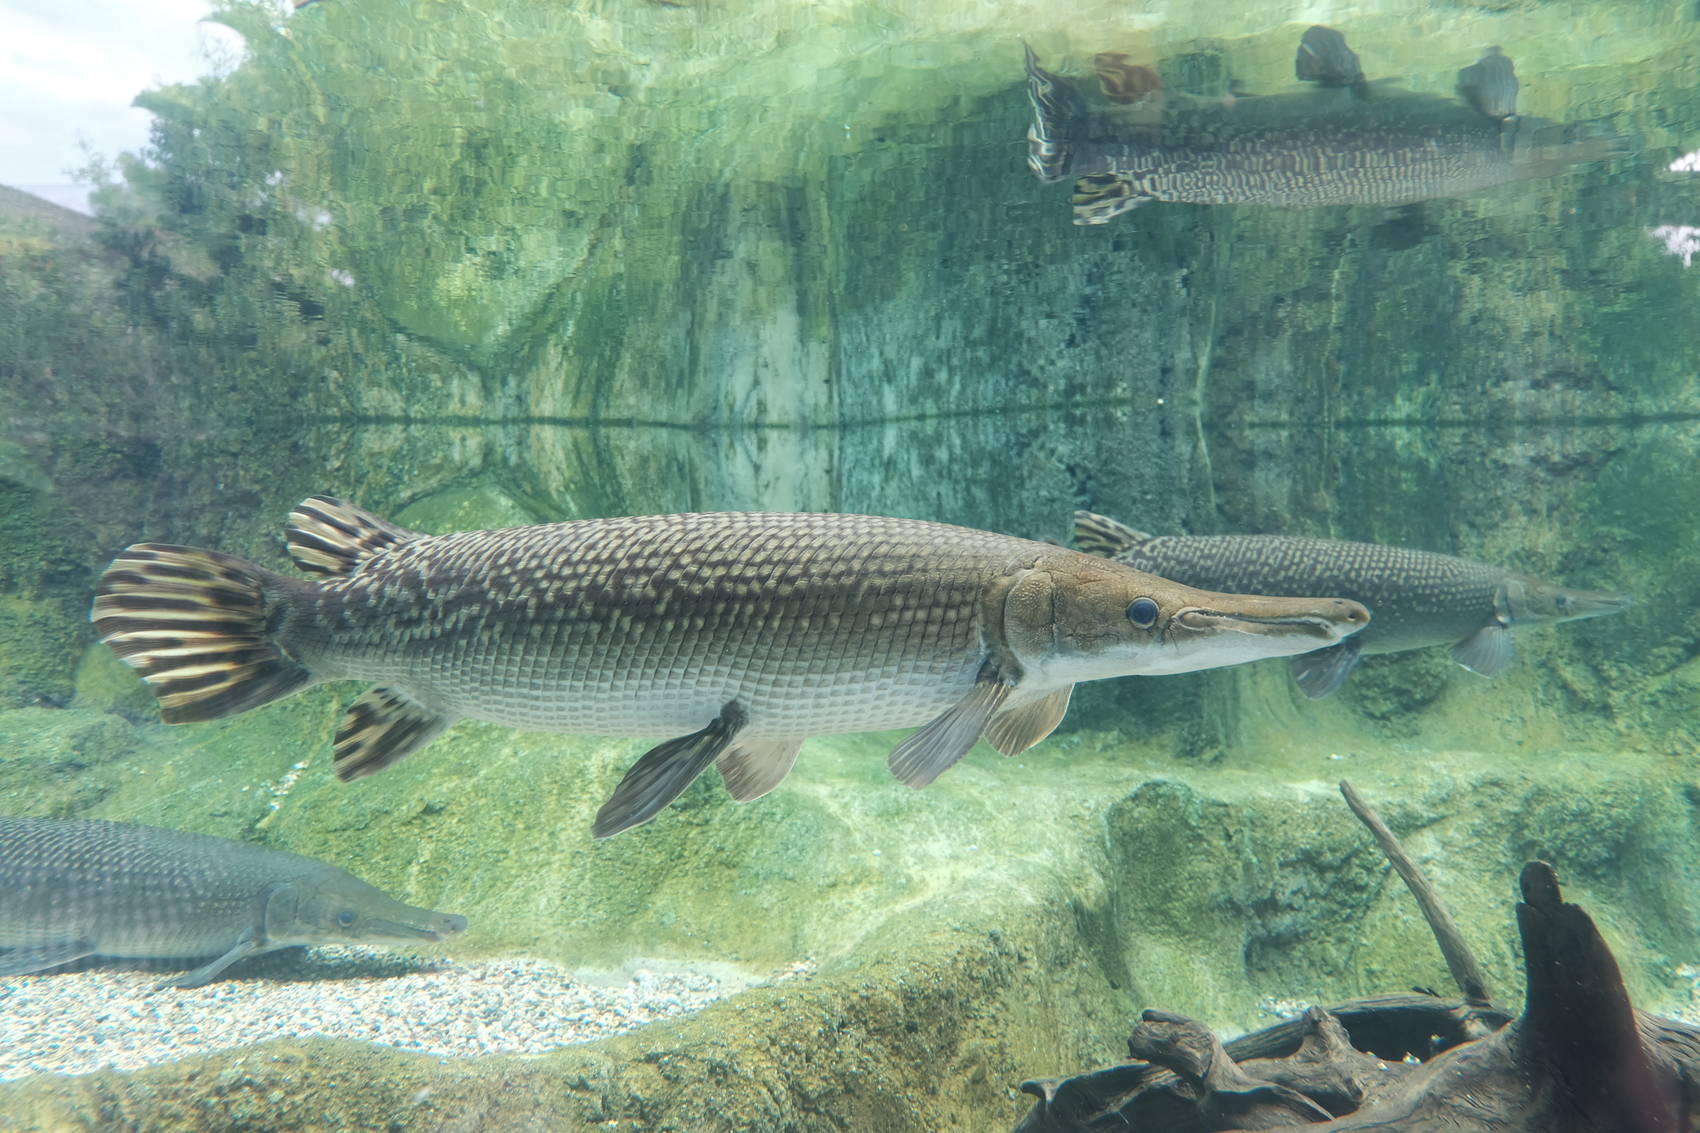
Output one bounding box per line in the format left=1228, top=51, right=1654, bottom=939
left=0, top=948, right=812, bottom=1082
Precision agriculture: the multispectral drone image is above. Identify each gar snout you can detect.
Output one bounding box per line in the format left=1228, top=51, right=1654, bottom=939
left=1177, top=595, right=1371, bottom=642
left=369, top=909, right=468, bottom=943
left=1556, top=588, right=1634, bottom=621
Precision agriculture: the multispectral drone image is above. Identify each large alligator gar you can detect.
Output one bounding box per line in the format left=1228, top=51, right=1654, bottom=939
left=93, top=497, right=1369, bottom=837
left=1074, top=510, right=1632, bottom=698
left=0, top=816, right=466, bottom=987
left=1025, top=28, right=1627, bottom=224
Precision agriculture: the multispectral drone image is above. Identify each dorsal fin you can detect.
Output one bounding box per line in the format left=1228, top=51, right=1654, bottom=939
left=285, top=495, right=423, bottom=577
left=1072, top=510, right=1152, bottom=559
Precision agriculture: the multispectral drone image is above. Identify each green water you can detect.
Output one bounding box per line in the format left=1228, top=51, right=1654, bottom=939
left=2, top=0, right=1699, bottom=1128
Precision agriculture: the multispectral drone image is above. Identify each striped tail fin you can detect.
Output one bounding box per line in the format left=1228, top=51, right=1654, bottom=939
left=1025, top=44, right=1088, bottom=184
left=91, top=545, right=311, bottom=723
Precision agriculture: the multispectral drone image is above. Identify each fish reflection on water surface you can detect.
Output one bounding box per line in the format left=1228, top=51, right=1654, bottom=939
left=93, top=498, right=1369, bottom=837
left=1026, top=26, right=1628, bottom=224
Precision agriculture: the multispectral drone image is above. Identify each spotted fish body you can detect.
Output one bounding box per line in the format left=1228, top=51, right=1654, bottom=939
left=291, top=512, right=1038, bottom=743
left=1024, top=35, right=1625, bottom=223
left=93, top=498, right=1370, bottom=836
left=0, top=816, right=465, bottom=987
left=1074, top=510, right=1632, bottom=697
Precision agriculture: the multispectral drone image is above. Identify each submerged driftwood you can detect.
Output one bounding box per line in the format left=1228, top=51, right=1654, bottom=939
left=1014, top=781, right=1700, bottom=1132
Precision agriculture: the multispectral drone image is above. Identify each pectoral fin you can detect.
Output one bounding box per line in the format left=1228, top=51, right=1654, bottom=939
left=983, top=686, right=1074, bottom=757
left=887, top=674, right=1012, bottom=789
left=716, top=738, right=804, bottom=803
left=1452, top=624, right=1514, bottom=677
left=1289, top=638, right=1362, bottom=699
left=0, top=939, right=95, bottom=977
left=594, top=703, right=746, bottom=838
left=160, top=930, right=267, bottom=989
left=333, top=686, right=455, bottom=781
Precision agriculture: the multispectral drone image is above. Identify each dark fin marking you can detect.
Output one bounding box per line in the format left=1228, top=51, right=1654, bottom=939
left=91, top=544, right=311, bottom=723
left=1295, top=25, right=1365, bottom=90
left=285, top=495, right=423, bottom=578
left=1071, top=175, right=1148, bottom=226
left=333, top=686, right=455, bottom=781
left=1072, top=510, right=1150, bottom=558
left=1457, top=46, right=1518, bottom=121
left=716, top=738, right=804, bottom=803
left=594, top=702, right=746, bottom=838
left=1452, top=623, right=1513, bottom=676
left=1093, top=52, right=1161, bottom=104
left=984, top=685, right=1074, bottom=757
left=1024, top=43, right=1089, bottom=184
left=1290, top=638, right=1362, bottom=699
left=0, top=939, right=95, bottom=977
left=159, top=931, right=265, bottom=989
left=887, top=675, right=1012, bottom=789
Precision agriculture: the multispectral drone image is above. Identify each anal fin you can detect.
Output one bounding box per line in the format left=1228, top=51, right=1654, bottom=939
left=0, top=939, right=95, bottom=977
left=1289, top=638, right=1362, bottom=699
left=594, top=703, right=746, bottom=838
left=887, top=674, right=1012, bottom=789
left=1072, top=175, right=1147, bottom=226
left=1452, top=623, right=1514, bottom=677
left=716, top=738, right=803, bottom=803
left=333, top=686, right=455, bottom=781
left=984, top=686, right=1074, bottom=757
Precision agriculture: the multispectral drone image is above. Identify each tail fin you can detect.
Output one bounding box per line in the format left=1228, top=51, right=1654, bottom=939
left=1025, top=44, right=1088, bottom=184
left=91, top=545, right=311, bottom=723
left=285, top=495, right=421, bottom=577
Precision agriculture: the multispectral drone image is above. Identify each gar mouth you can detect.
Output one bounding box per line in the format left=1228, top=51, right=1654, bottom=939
left=367, top=916, right=467, bottom=942
left=1180, top=610, right=1355, bottom=640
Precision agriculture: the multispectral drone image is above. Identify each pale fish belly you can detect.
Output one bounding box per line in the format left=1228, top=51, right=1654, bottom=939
left=88, top=912, right=249, bottom=959
left=355, top=639, right=987, bottom=740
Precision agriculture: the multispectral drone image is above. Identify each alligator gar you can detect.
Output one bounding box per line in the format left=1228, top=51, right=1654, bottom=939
left=0, top=815, right=465, bottom=987
left=1075, top=509, right=1631, bottom=697
left=1025, top=29, right=1626, bottom=224
left=93, top=497, right=1369, bottom=837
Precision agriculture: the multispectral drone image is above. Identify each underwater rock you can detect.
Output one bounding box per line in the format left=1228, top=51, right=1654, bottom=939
left=1015, top=785, right=1700, bottom=1132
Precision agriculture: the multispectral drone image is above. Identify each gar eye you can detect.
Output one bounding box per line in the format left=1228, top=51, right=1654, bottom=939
left=336, top=909, right=357, bottom=927
left=1126, top=597, right=1160, bottom=628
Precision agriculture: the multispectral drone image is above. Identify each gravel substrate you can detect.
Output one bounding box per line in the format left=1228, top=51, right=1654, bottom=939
left=0, top=949, right=811, bottom=1081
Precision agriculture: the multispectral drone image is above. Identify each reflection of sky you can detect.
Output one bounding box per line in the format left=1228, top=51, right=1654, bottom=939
left=0, top=0, right=250, bottom=214
left=1649, top=226, right=1700, bottom=268
left=1673, top=151, right=1700, bottom=173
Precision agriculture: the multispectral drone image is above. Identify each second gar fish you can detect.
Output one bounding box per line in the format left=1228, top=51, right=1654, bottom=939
left=93, top=498, right=1369, bottom=837
left=1074, top=509, right=1631, bottom=698
left=0, top=815, right=465, bottom=987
